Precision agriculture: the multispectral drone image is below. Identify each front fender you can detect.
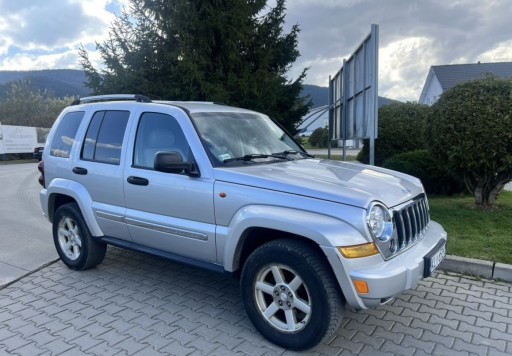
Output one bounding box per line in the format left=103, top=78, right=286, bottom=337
left=220, top=205, right=368, bottom=272
left=43, top=178, right=103, bottom=236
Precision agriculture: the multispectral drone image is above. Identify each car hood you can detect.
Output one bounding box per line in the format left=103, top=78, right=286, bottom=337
left=214, top=159, right=424, bottom=208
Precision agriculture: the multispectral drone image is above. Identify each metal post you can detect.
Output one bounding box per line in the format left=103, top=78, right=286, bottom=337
left=328, top=75, right=332, bottom=159
left=369, top=24, right=379, bottom=166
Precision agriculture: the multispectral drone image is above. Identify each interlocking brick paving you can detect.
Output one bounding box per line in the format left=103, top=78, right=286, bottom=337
left=1, top=247, right=510, bottom=355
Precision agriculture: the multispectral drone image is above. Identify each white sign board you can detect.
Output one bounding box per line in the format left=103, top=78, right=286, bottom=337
left=0, top=124, right=38, bottom=154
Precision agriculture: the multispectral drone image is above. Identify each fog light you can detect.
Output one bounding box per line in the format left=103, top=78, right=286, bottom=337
left=338, top=243, right=379, bottom=258
left=354, top=280, right=369, bottom=294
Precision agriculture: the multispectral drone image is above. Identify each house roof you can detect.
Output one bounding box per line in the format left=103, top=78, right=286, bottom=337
left=432, top=62, right=512, bottom=91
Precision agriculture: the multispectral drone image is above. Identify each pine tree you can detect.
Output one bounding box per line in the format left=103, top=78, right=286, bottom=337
left=79, top=0, right=310, bottom=132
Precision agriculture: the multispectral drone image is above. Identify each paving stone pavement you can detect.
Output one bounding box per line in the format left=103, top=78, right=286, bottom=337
left=0, top=247, right=511, bottom=356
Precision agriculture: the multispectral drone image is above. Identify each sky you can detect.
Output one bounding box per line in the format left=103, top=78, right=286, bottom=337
left=0, top=0, right=511, bottom=102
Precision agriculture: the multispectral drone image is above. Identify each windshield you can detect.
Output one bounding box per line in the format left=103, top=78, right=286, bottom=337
left=190, top=111, right=304, bottom=165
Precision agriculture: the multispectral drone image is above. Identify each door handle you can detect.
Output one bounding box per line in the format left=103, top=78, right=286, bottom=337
left=127, top=176, right=149, bottom=186
left=72, top=167, right=88, bottom=175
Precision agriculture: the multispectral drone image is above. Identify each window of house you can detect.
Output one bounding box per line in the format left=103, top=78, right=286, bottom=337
left=81, top=110, right=129, bottom=165
left=50, top=111, right=85, bottom=158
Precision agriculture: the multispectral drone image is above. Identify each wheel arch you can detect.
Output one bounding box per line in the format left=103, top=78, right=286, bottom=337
left=236, top=227, right=320, bottom=275
left=222, top=205, right=367, bottom=274
left=45, top=179, right=103, bottom=236
left=48, top=193, right=76, bottom=223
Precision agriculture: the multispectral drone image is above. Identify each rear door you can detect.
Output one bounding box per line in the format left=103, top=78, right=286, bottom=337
left=71, top=109, right=132, bottom=241
left=123, top=108, right=216, bottom=262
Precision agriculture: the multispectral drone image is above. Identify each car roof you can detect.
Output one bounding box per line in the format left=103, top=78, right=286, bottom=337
left=155, top=101, right=256, bottom=114
left=71, top=94, right=258, bottom=115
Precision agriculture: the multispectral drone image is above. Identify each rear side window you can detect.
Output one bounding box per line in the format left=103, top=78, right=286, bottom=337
left=50, top=111, right=85, bottom=158
left=81, top=110, right=129, bottom=165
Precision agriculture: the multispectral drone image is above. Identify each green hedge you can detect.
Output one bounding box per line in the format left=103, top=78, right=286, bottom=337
left=357, top=103, right=429, bottom=165
left=382, top=150, right=465, bottom=195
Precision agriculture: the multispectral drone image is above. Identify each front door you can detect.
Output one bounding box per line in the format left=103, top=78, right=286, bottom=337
left=123, top=110, right=216, bottom=262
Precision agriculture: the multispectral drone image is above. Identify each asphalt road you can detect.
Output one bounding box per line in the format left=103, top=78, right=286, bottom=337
left=0, top=163, right=56, bottom=287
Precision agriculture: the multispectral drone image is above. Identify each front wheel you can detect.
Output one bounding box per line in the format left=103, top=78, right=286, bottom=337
left=53, top=203, right=106, bottom=270
left=241, top=239, right=344, bottom=350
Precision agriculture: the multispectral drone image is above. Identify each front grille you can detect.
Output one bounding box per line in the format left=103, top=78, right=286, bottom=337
left=393, top=195, right=430, bottom=252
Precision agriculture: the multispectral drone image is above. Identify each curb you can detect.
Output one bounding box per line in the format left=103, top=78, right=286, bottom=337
left=0, top=258, right=60, bottom=291
left=440, top=255, right=512, bottom=282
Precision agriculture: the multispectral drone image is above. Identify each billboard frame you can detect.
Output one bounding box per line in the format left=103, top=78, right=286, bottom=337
left=328, top=24, right=379, bottom=165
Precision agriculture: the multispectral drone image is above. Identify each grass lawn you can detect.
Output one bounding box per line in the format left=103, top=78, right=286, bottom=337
left=429, top=191, right=512, bottom=265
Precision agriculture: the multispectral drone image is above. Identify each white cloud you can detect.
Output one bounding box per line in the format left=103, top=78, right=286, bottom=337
left=0, top=0, right=120, bottom=69
left=0, top=51, right=77, bottom=71
left=479, top=40, right=512, bottom=63
left=379, top=37, right=439, bottom=102
left=291, top=56, right=346, bottom=87
left=285, top=0, right=512, bottom=102
left=1, top=0, right=511, bottom=103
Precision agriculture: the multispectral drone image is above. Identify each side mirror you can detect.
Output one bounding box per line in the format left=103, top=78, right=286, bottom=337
left=154, top=151, right=200, bottom=177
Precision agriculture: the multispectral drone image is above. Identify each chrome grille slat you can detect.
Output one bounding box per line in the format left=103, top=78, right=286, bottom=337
left=421, top=199, right=429, bottom=227
left=409, top=206, right=417, bottom=241
left=403, top=209, right=411, bottom=247
left=396, top=213, right=406, bottom=249
left=392, top=195, right=430, bottom=255
left=413, top=204, right=421, bottom=238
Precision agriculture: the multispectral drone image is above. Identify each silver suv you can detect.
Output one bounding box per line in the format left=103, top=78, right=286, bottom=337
left=38, top=94, right=447, bottom=350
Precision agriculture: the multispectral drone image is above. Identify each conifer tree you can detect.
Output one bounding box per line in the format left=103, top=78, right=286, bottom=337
left=79, top=0, right=310, bottom=131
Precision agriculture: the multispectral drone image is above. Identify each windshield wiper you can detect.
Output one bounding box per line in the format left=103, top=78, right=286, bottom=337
left=223, top=153, right=292, bottom=163
left=276, top=150, right=315, bottom=158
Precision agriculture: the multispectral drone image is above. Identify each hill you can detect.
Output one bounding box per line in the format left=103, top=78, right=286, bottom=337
left=301, top=84, right=401, bottom=109
left=0, top=72, right=398, bottom=108
left=0, top=69, right=90, bottom=99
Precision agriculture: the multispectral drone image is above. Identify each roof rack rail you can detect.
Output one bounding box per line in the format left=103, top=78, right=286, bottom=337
left=71, top=94, right=152, bottom=105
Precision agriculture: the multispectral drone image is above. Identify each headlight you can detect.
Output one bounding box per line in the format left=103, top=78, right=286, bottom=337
left=367, top=202, right=394, bottom=242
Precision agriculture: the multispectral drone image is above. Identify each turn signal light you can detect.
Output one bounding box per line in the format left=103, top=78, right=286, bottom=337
left=353, top=280, right=369, bottom=294
left=338, top=243, right=379, bottom=258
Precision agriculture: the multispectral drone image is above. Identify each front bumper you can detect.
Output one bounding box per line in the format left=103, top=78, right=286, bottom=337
left=322, top=221, right=447, bottom=310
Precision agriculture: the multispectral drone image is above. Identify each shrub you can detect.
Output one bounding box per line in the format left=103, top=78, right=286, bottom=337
left=382, top=150, right=465, bottom=195
left=308, top=127, right=329, bottom=148
left=357, top=103, right=429, bottom=165
left=428, top=76, right=512, bottom=208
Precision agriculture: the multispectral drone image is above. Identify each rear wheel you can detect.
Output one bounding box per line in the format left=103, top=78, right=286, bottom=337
left=53, top=203, right=106, bottom=270
left=241, top=239, right=344, bottom=350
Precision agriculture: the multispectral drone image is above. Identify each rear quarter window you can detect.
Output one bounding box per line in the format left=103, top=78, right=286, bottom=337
left=50, top=111, right=85, bottom=158
left=81, top=110, right=130, bottom=165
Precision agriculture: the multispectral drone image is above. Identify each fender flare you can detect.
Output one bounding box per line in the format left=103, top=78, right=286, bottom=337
left=46, top=178, right=103, bottom=236
left=221, top=205, right=367, bottom=272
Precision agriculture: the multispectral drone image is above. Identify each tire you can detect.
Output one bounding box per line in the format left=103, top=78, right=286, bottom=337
left=240, top=239, right=344, bottom=351
left=53, top=203, right=106, bottom=271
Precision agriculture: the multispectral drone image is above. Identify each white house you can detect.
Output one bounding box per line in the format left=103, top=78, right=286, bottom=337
left=419, top=62, right=512, bottom=106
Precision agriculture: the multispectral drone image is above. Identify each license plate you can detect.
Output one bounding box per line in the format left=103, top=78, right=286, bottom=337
left=424, top=240, right=446, bottom=277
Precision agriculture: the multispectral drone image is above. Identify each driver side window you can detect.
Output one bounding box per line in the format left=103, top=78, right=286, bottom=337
left=133, top=112, right=191, bottom=170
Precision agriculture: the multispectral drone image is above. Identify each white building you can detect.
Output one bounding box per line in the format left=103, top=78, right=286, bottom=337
left=419, top=62, right=512, bottom=106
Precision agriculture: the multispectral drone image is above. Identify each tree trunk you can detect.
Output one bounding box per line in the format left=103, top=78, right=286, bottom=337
left=465, top=174, right=508, bottom=210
